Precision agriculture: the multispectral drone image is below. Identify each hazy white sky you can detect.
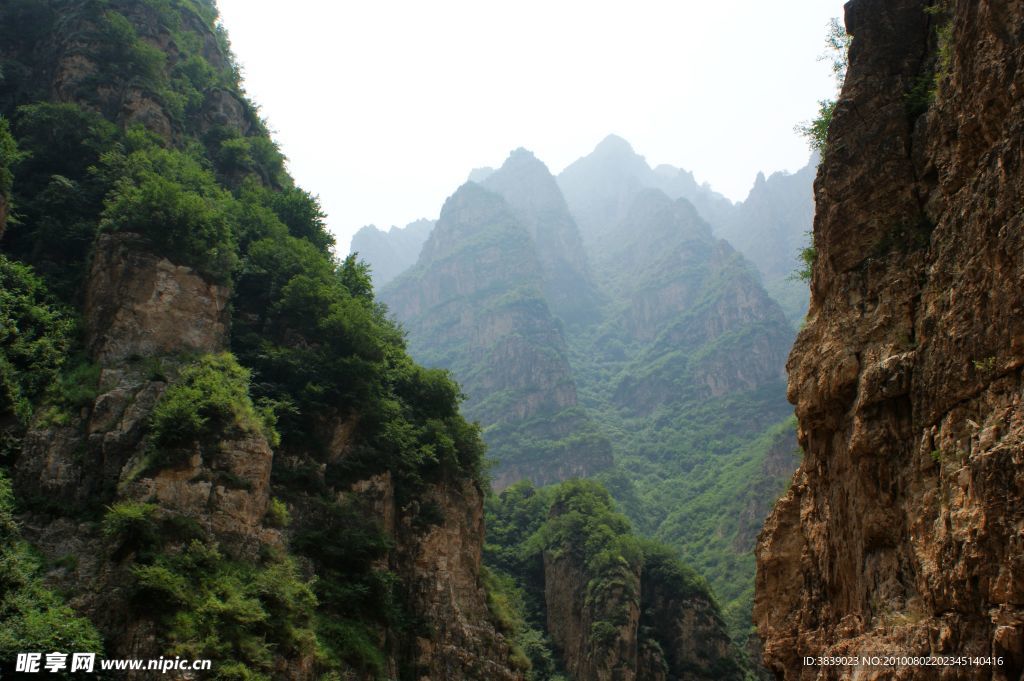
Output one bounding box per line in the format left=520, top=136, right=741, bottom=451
left=215, top=0, right=846, bottom=252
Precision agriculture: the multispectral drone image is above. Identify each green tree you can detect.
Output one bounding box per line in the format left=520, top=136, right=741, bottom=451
left=0, top=471, right=103, bottom=661
left=3, top=103, right=120, bottom=296
left=99, top=144, right=237, bottom=281
left=0, top=256, right=73, bottom=424
left=796, top=18, right=851, bottom=156
left=0, top=116, right=20, bottom=201
left=149, top=353, right=279, bottom=454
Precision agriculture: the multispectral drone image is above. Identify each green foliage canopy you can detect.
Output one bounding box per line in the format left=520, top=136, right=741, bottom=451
left=0, top=255, right=73, bottom=424
left=0, top=471, right=103, bottom=661
left=150, top=353, right=279, bottom=452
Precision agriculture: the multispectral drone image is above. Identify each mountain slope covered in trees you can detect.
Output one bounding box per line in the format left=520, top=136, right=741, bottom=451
left=0, top=1, right=522, bottom=678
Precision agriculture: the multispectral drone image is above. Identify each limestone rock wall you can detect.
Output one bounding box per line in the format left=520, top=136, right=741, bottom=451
left=398, top=477, right=522, bottom=681
left=754, top=2, right=1024, bottom=680
left=85, top=233, right=230, bottom=364
left=17, top=226, right=521, bottom=679
left=542, top=528, right=742, bottom=681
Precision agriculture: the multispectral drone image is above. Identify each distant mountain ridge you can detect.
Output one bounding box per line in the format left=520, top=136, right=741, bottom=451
left=376, top=139, right=805, bottom=646
left=349, top=218, right=434, bottom=287
left=557, top=134, right=815, bottom=323
left=354, top=135, right=814, bottom=325
left=480, top=148, right=600, bottom=326
left=716, top=161, right=816, bottom=324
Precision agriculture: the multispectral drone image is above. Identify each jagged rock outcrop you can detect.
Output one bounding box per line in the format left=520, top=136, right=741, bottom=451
left=544, top=550, right=741, bottom=681
left=541, top=502, right=743, bottom=681
left=53, top=235, right=262, bottom=558
left=349, top=218, right=435, bottom=288
left=318, top=442, right=521, bottom=679
left=39, top=2, right=252, bottom=143
left=480, top=148, right=601, bottom=326
left=399, top=477, right=522, bottom=680
left=544, top=550, right=641, bottom=681
left=755, top=2, right=1024, bottom=680
left=15, top=239, right=283, bottom=670
left=382, top=183, right=612, bottom=488
left=638, top=559, right=739, bottom=681
left=17, top=214, right=522, bottom=680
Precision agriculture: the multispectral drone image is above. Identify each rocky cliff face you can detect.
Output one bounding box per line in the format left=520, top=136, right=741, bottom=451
left=2, top=0, right=252, bottom=144
left=755, top=2, right=1024, bottom=680
left=399, top=477, right=521, bottom=681
left=16, top=212, right=521, bottom=681
left=318, top=457, right=521, bottom=680
left=541, top=505, right=742, bottom=681
left=85, top=233, right=230, bottom=364
left=15, top=235, right=283, bottom=669
left=544, top=550, right=641, bottom=681
left=638, top=557, right=739, bottom=681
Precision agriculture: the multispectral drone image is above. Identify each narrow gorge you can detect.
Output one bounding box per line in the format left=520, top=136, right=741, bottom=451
left=3, top=0, right=1020, bottom=680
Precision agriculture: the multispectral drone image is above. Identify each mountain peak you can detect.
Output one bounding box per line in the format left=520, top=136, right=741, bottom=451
left=467, top=166, right=495, bottom=183
left=493, top=147, right=550, bottom=178
left=593, top=133, right=638, bottom=157
left=508, top=146, right=538, bottom=161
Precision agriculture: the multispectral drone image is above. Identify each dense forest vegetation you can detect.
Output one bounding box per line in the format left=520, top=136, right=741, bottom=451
left=0, top=1, right=502, bottom=678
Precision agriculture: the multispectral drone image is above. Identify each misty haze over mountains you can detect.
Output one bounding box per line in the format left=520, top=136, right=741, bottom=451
left=364, top=134, right=815, bottom=636
left=352, top=135, right=816, bottom=324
